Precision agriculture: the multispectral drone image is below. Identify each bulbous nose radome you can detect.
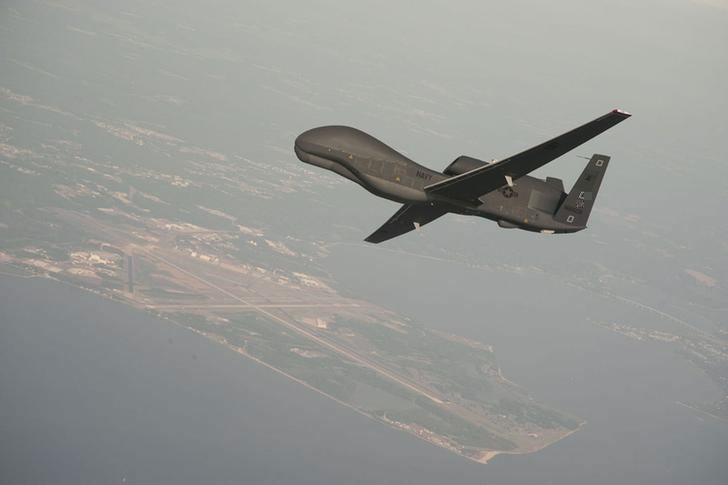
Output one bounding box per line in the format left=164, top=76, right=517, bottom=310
left=294, top=126, right=362, bottom=157
left=295, top=127, right=334, bottom=163
left=294, top=126, right=348, bottom=166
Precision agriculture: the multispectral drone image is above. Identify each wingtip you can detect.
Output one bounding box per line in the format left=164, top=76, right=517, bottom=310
left=612, top=108, right=632, bottom=117
left=363, top=234, right=383, bottom=244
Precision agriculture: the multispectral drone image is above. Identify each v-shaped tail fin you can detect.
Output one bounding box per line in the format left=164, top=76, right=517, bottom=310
left=554, top=154, right=611, bottom=228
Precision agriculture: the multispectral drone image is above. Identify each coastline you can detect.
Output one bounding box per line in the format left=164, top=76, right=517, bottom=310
left=0, top=268, right=583, bottom=464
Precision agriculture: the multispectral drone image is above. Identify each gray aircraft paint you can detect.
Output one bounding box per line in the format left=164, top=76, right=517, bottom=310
left=295, top=110, right=630, bottom=242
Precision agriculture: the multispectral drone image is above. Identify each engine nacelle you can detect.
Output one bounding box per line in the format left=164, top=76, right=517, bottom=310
left=442, top=155, right=489, bottom=176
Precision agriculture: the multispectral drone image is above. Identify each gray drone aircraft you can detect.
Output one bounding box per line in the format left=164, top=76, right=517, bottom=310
left=294, top=109, right=631, bottom=243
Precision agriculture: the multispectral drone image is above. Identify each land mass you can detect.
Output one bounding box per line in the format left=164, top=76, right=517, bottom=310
left=0, top=207, right=582, bottom=462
